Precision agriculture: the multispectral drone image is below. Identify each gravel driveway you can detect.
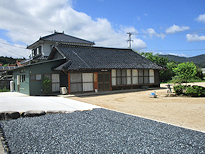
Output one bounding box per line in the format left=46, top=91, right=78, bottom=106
left=0, top=108, right=204, bottom=153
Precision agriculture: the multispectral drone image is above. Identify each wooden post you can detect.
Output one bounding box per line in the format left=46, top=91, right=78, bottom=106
left=68, top=73, right=71, bottom=94
left=94, top=72, right=98, bottom=92
left=110, top=72, right=112, bottom=91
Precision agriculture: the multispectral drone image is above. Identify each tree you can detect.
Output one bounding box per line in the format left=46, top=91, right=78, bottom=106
left=136, top=51, right=177, bottom=82
left=160, top=61, right=177, bottom=81
left=172, top=62, right=197, bottom=84
left=137, top=52, right=169, bottom=66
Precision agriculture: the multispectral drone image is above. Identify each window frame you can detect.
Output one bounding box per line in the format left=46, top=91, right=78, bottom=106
left=20, top=74, right=25, bottom=82
left=149, top=69, right=155, bottom=84
left=70, top=73, right=94, bottom=93
left=111, top=69, right=155, bottom=86
left=30, top=74, right=42, bottom=81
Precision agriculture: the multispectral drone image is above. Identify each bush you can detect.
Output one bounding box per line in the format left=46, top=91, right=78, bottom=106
left=0, top=86, right=10, bottom=92
left=185, top=85, right=205, bottom=97
left=185, top=87, right=198, bottom=97
left=43, top=77, right=52, bottom=94
left=173, top=85, right=205, bottom=97
left=173, top=85, right=189, bottom=95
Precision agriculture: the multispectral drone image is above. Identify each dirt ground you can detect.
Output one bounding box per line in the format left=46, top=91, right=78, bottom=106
left=69, top=82, right=205, bottom=133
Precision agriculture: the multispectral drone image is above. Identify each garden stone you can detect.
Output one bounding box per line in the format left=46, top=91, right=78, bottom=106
left=46, top=110, right=70, bottom=114
left=22, top=110, right=46, bottom=117
left=4, top=112, right=20, bottom=120
left=0, top=112, right=5, bottom=120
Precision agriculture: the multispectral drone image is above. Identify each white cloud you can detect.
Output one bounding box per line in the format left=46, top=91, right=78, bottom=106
left=132, top=38, right=147, bottom=49
left=143, top=28, right=165, bottom=39
left=166, top=24, right=190, bottom=34
left=0, top=39, right=29, bottom=58
left=186, top=34, right=205, bottom=42
left=0, top=0, right=147, bottom=58
left=196, top=14, right=205, bottom=23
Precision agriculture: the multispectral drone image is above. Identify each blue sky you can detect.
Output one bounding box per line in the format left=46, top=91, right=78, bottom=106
left=0, top=0, right=205, bottom=58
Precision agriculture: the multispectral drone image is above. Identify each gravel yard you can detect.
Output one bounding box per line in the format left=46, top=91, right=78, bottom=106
left=0, top=108, right=205, bottom=153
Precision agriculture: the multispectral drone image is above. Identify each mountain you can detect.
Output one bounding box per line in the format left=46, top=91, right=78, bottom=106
left=0, top=56, right=25, bottom=66
left=159, top=54, right=205, bottom=68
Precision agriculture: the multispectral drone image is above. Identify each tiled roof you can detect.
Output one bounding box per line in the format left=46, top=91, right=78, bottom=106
left=27, top=32, right=94, bottom=49
left=53, top=44, right=164, bottom=71
left=40, top=32, right=95, bottom=45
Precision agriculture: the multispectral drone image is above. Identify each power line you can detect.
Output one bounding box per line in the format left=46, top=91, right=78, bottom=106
left=0, top=45, right=26, bottom=58
left=0, top=41, right=27, bottom=49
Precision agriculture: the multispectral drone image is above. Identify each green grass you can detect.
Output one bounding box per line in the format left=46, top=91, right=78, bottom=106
left=187, top=79, right=205, bottom=83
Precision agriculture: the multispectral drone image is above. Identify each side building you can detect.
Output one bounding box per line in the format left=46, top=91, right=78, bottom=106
left=23, top=31, right=95, bottom=65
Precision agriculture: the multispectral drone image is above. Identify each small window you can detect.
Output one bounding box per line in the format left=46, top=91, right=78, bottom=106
left=20, top=69, right=25, bottom=73
left=111, top=69, right=116, bottom=85
left=33, top=48, right=37, bottom=56
left=36, top=74, right=41, bottom=80
left=127, top=69, right=131, bottom=85
left=20, top=75, right=25, bottom=82
left=31, top=74, right=42, bottom=81
left=30, top=74, right=35, bottom=80
left=149, top=70, right=154, bottom=83
left=38, top=46, right=42, bottom=54
left=132, top=69, right=138, bottom=84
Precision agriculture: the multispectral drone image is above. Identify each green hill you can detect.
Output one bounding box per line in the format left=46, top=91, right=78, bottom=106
left=159, top=54, right=205, bottom=67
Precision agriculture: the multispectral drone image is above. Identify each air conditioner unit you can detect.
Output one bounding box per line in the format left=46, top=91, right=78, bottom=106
left=60, top=87, right=67, bottom=94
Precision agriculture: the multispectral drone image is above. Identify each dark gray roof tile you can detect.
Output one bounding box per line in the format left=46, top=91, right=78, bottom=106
left=27, top=32, right=95, bottom=49
left=40, top=32, right=94, bottom=45
left=54, top=45, right=164, bottom=71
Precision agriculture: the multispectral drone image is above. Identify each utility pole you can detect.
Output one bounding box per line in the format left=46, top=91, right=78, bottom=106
left=127, top=32, right=134, bottom=49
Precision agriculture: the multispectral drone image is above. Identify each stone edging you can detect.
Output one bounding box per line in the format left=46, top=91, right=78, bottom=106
left=0, top=110, right=73, bottom=121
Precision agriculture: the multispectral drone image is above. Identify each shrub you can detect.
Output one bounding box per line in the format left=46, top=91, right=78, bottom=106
left=173, top=85, right=189, bottom=95
left=173, top=85, right=183, bottom=95
left=43, top=77, right=52, bottom=94
left=183, top=85, right=205, bottom=97
left=0, top=86, right=10, bottom=92
left=185, top=87, right=198, bottom=97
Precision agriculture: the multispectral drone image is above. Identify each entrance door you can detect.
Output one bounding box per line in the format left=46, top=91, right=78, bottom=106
left=98, top=72, right=110, bottom=91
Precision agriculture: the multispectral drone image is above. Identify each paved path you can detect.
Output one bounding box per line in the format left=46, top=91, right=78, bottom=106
left=0, top=92, right=100, bottom=112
